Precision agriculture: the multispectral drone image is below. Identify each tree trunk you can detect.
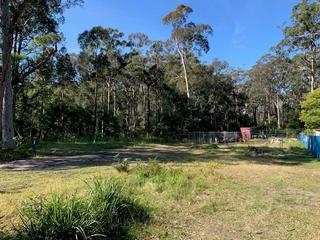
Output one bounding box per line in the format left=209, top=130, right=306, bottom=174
left=176, top=42, right=190, bottom=98
left=93, top=78, right=98, bottom=142
left=107, top=81, right=110, bottom=113
left=310, top=55, right=315, bottom=92
left=146, top=85, right=151, bottom=135
left=1, top=0, right=16, bottom=149
left=2, top=80, right=15, bottom=148
left=276, top=95, right=281, bottom=130
left=113, top=87, right=116, bottom=116
left=253, top=107, right=257, bottom=126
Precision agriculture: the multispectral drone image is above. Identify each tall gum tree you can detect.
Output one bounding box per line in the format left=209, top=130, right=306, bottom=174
left=0, top=0, right=82, bottom=149
left=162, top=4, right=213, bottom=98
left=285, top=0, right=320, bottom=92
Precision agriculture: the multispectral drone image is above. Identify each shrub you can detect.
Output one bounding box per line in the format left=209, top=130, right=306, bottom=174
left=134, top=159, right=164, bottom=178
left=16, top=178, right=149, bottom=240
left=113, top=158, right=130, bottom=173
left=300, top=88, right=320, bottom=130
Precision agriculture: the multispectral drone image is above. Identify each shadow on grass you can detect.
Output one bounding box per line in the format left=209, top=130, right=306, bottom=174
left=0, top=141, right=318, bottom=171
left=0, top=141, right=135, bottom=161
left=224, top=145, right=316, bottom=166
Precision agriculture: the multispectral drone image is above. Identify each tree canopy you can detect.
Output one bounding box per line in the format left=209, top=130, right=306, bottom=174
left=0, top=0, right=319, bottom=146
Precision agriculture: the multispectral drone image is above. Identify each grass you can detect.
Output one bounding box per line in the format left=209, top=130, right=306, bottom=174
left=0, top=137, right=178, bottom=161
left=0, top=139, right=135, bottom=162
left=14, top=178, right=148, bottom=240
left=0, top=139, right=320, bottom=239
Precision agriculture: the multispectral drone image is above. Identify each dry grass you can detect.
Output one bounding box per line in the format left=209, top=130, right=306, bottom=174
left=1, top=139, right=320, bottom=239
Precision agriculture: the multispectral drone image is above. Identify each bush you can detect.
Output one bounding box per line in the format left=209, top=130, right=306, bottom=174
left=113, top=158, right=130, bottom=173
left=300, top=88, right=320, bottom=130
left=134, top=159, right=164, bottom=178
left=16, top=178, right=149, bottom=240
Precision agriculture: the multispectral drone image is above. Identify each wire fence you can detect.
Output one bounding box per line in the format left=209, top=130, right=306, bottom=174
left=188, top=131, right=241, bottom=144
left=188, top=129, right=292, bottom=144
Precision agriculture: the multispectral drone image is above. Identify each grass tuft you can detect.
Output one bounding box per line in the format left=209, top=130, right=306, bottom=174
left=14, top=178, right=149, bottom=240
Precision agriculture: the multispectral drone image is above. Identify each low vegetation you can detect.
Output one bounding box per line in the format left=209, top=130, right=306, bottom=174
left=1, top=140, right=320, bottom=239
left=9, top=178, right=149, bottom=239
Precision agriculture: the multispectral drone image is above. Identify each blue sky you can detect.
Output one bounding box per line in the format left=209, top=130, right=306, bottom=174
left=60, top=0, right=300, bottom=69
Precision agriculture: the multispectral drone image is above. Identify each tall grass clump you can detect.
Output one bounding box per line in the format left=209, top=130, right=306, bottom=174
left=16, top=178, right=149, bottom=240
left=88, top=178, right=149, bottom=238
left=17, top=195, right=95, bottom=240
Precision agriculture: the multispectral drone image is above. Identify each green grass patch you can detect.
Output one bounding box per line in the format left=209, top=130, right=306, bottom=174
left=131, top=160, right=206, bottom=200
left=201, top=144, right=219, bottom=150
left=10, top=178, right=149, bottom=240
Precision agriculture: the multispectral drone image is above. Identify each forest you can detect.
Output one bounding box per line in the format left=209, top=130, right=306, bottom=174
left=0, top=0, right=319, bottom=148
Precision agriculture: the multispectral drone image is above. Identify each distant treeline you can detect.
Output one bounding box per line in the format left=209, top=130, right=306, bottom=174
left=1, top=0, right=319, bottom=145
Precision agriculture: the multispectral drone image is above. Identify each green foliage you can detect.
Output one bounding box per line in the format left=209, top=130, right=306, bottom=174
left=300, top=88, right=320, bottom=130
left=11, top=0, right=316, bottom=143
left=16, top=178, right=149, bottom=240
left=285, top=0, right=320, bottom=49
left=201, top=144, right=219, bottom=150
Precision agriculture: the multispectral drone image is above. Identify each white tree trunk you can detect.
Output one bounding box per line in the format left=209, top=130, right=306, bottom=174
left=176, top=43, right=190, bottom=98
left=107, top=81, right=110, bottom=113
left=276, top=95, right=281, bottom=130
left=310, top=56, right=315, bottom=92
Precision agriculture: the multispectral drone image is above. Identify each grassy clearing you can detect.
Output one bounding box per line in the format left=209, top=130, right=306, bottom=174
left=0, top=140, right=320, bottom=239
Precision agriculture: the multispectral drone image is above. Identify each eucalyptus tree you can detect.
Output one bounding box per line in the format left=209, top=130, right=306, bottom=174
left=0, top=0, right=82, bottom=148
left=78, top=26, right=126, bottom=140
left=162, top=4, right=213, bottom=98
left=56, top=52, right=77, bottom=102
left=248, top=55, right=275, bottom=128
left=284, top=0, right=320, bottom=92
left=269, top=45, right=291, bottom=129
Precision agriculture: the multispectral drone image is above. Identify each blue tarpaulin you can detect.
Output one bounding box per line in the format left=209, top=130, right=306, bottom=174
left=299, top=132, right=320, bottom=159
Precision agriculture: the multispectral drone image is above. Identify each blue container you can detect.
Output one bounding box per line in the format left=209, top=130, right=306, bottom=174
left=299, top=132, right=320, bottom=159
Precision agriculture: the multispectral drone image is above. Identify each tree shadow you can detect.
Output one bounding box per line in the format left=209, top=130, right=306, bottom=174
left=0, top=141, right=318, bottom=171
